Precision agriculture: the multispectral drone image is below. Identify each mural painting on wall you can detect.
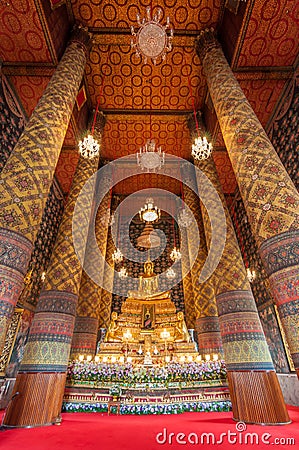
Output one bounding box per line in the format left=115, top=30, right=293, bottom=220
left=112, top=217, right=184, bottom=314
left=5, top=309, right=34, bottom=378
left=0, top=74, right=26, bottom=170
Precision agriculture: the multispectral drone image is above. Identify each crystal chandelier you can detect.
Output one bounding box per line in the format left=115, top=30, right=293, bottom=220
left=139, top=198, right=160, bottom=223
left=170, top=247, right=181, bottom=262
left=131, top=6, right=173, bottom=65
left=178, top=209, right=192, bottom=227
left=165, top=267, right=176, bottom=280
left=191, top=135, right=213, bottom=161
left=118, top=266, right=128, bottom=279
left=78, top=134, right=100, bottom=159
left=137, top=139, right=165, bottom=172
left=112, top=248, right=123, bottom=264
left=246, top=267, right=256, bottom=283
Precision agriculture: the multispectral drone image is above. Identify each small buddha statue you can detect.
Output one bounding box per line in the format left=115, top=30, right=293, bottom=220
left=174, top=311, right=191, bottom=343
left=143, top=306, right=153, bottom=329
left=104, top=311, right=122, bottom=342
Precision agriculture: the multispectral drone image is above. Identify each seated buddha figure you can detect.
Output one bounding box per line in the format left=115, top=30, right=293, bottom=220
left=104, top=311, right=122, bottom=342
left=128, top=259, right=169, bottom=300
left=173, top=311, right=191, bottom=343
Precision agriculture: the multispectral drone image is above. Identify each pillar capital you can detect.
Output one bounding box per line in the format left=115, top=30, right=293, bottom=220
left=195, top=28, right=220, bottom=63
left=69, top=23, right=93, bottom=55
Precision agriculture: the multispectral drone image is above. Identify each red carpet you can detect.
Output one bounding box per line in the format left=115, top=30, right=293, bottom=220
left=0, top=406, right=298, bottom=450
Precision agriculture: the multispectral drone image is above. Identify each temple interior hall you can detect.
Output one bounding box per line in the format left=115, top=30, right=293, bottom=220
left=0, top=0, right=298, bottom=446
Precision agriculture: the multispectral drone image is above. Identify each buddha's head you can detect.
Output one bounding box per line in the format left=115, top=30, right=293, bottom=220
left=177, top=311, right=184, bottom=320
left=111, top=311, right=118, bottom=320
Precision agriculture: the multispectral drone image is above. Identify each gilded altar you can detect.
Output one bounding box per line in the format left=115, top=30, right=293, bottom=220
left=98, top=260, right=199, bottom=364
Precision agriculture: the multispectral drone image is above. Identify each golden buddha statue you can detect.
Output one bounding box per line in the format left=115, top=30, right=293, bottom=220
left=128, top=259, right=170, bottom=300
left=174, top=311, right=191, bottom=343
left=98, top=259, right=198, bottom=362
left=104, top=312, right=122, bottom=342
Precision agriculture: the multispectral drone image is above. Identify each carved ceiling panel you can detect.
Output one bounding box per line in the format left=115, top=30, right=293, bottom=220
left=237, top=0, right=299, bottom=68
left=9, top=75, right=51, bottom=117
left=240, top=78, right=287, bottom=127
left=87, top=43, right=203, bottom=112
left=0, top=0, right=52, bottom=63
left=102, top=114, right=191, bottom=160
left=71, top=0, right=222, bottom=30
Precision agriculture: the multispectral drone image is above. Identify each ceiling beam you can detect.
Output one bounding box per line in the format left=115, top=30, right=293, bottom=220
left=2, top=62, right=293, bottom=80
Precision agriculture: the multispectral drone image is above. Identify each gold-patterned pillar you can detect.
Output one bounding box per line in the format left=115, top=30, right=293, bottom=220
left=183, top=181, right=223, bottom=356
left=71, top=187, right=111, bottom=359
left=180, top=225, right=195, bottom=328
left=3, top=150, right=100, bottom=427
left=0, top=25, right=91, bottom=355
left=98, top=227, right=115, bottom=328
left=195, top=155, right=289, bottom=424
left=196, top=30, right=299, bottom=378
left=98, top=194, right=121, bottom=328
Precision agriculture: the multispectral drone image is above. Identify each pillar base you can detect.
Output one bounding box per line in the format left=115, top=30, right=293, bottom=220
left=3, top=372, right=66, bottom=427
left=228, top=370, right=291, bottom=424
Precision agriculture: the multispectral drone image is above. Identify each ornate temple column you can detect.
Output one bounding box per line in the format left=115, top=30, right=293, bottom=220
left=0, top=25, right=91, bottom=355
left=98, top=194, right=122, bottom=329
left=195, top=155, right=289, bottom=424
left=3, top=149, right=100, bottom=427
left=71, top=189, right=111, bottom=359
left=183, top=182, right=223, bottom=356
left=180, top=225, right=195, bottom=328
left=196, top=30, right=299, bottom=378
left=98, top=227, right=115, bottom=328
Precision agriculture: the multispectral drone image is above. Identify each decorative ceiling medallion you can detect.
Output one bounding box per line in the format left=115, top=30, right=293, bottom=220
left=131, top=7, right=173, bottom=65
